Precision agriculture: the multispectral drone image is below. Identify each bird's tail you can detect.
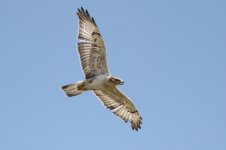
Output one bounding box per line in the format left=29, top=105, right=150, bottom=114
left=61, top=81, right=84, bottom=97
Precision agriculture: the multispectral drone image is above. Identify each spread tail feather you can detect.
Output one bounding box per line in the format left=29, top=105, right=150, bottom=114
left=61, top=81, right=84, bottom=97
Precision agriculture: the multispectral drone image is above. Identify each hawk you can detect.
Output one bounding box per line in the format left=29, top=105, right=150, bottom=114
left=61, top=7, right=142, bottom=131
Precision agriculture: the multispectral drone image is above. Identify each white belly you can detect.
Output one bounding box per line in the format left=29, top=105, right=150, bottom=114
left=83, top=74, right=108, bottom=90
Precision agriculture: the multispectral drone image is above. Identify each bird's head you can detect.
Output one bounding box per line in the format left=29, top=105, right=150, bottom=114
left=107, top=76, right=124, bottom=86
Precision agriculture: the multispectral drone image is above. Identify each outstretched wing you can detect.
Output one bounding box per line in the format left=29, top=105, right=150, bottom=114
left=93, top=87, right=142, bottom=131
left=77, top=7, right=109, bottom=79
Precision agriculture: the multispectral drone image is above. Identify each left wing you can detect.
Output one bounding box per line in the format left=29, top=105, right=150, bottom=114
left=93, top=87, right=142, bottom=131
left=77, top=7, right=109, bottom=79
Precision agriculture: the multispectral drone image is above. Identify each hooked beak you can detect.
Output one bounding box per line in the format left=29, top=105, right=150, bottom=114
left=119, top=81, right=124, bottom=85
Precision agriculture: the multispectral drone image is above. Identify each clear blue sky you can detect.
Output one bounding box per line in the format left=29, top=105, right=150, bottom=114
left=0, top=0, right=226, bottom=149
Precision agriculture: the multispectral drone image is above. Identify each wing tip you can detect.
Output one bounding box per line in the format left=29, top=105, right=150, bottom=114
left=77, top=6, right=97, bottom=27
left=131, top=115, right=143, bottom=131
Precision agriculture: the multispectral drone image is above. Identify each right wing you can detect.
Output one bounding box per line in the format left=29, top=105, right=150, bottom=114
left=77, top=7, right=109, bottom=79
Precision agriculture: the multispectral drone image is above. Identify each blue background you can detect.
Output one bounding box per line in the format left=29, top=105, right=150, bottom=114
left=0, top=0, right=226, bottom=149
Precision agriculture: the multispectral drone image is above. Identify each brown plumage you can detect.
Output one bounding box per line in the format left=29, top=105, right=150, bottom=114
left=61, top=7, right=142, bottom=131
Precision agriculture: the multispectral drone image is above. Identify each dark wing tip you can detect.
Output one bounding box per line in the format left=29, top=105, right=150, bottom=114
left=131, top=123, right=141, bottom=131
left=81, top=6, right=84, bottom=11
left=77, top=7, right=97, bottom=27
left=131, top=115, right=143, bottom=131
left=91, top=17, right=97, bottom=26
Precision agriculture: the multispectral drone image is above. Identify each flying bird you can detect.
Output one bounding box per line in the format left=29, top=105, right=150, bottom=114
left=61, top=7, right=142, bottom=131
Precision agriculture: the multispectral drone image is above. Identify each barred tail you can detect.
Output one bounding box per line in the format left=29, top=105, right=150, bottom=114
left=61, top=81, right=84, bottom=97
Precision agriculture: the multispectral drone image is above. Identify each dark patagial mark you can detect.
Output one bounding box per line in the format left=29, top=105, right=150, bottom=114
left=92, top=32, right=101, bottom=36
